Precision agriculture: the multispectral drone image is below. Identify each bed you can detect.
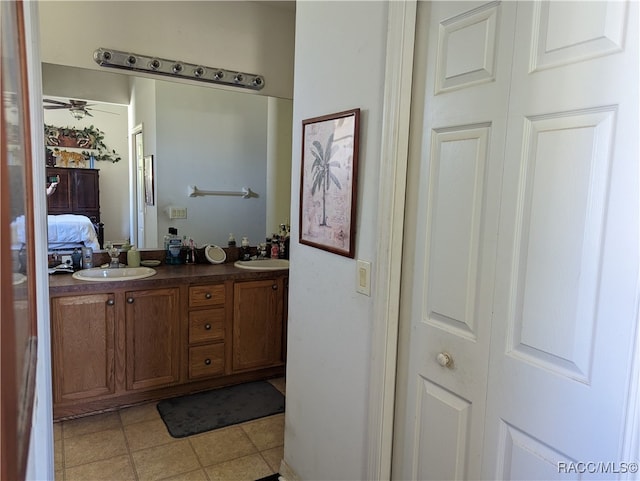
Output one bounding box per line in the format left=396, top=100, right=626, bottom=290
left=12, top=214, right=102, bottom=251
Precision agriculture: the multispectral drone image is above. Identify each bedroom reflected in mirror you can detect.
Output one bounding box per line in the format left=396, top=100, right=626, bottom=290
left=44, top=166, right=104, bottom=250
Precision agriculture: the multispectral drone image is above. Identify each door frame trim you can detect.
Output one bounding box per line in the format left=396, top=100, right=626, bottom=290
left=366, top=2, right=416, bottom=480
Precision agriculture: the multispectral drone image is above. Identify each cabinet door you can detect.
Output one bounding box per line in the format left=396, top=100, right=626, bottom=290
left=232, top=279, right=284, bottom=372
left=125, top=287, right=180, bottom=391
left=46, top=167, right=72, bottom=213
left=51, top=294, right=116, bottom=402
left=73, top=169, right=100, bottom=213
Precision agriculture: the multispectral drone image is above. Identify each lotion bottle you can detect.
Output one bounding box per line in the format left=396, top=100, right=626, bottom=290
left=127, top=246, right=141, bottom=267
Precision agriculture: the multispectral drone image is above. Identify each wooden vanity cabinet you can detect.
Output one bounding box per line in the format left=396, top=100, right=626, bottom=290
left=50, top=294, right=116, bottom=403
left=187, top=283, right=230, bottom=380
left=232, top=277, right=285, bottom=372
left=125, top=287, right=181, bottom=391
left=50, top=272, right=287, bottom=419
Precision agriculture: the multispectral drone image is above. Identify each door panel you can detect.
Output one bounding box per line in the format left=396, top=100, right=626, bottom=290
left=506, top=108, right=616, bottom=383
left=484, top=1, right=638, bottom=478
left=392, top=2, right=517, bottom=479
left=415, top=379, right=472, bottom=480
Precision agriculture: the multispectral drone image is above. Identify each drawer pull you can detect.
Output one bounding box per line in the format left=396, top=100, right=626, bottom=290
left=272, top=284, right=278, bottom=290
left=205, top=292, right=212, bottom=299
left=106, top=299, right=115, bottom=306
left=205, top=323, right=212, bottom=330
left=204, top=358, right=211, bottom=365
left=127, top=297, right=134, bottom=304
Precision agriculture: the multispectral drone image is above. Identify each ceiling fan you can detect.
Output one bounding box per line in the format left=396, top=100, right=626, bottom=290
left=43, top=98, right=116, bottom=120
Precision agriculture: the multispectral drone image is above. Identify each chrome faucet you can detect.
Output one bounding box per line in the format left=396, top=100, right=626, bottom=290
left=106, top=243, right=120, bottom=268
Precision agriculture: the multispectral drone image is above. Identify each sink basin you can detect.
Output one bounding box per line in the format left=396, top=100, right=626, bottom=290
left=72, top=266, right=157, bottom=282
left=234, top=259, right=289, bottom=271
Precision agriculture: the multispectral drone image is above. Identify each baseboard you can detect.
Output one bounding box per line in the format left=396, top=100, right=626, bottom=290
left=278, top=459, right=301, bottom=481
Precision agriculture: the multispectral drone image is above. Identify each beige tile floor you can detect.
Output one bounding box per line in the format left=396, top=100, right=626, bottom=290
left=55, top=378, right=285, bottom=481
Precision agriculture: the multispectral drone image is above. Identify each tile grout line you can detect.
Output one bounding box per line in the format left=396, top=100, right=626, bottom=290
left=118, top=410, right=141, bottom=481
left=185, top=435, right=214, bottom=481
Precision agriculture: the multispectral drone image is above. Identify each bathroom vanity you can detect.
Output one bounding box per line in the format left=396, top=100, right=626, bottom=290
left=48, top=263, right=288, bottom=419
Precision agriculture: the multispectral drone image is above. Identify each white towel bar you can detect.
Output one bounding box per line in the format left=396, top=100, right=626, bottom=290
left=187, top=185, right=253, bottom=199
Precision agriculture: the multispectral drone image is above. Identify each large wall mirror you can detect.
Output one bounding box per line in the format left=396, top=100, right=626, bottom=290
left=41, top=62, right=293, bottom=252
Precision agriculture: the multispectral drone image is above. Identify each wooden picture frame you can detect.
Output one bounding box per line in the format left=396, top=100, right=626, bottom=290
left=299, top=108, right=360, bottom=258
left=144, top=154, right=154, bottom=205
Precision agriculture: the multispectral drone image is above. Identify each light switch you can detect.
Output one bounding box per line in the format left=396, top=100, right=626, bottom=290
left=356, top=259, right=371, bottom=296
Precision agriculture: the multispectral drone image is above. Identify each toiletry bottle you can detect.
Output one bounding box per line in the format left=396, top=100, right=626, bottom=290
left=283, top=224, right=290, bottom=260
left=185, top=238, right=195, bottom=264
left=271, top=234, right=280, bottom=259
left=127, top=246, right=141, bottom=267
left=240, top=236, right=251, bottom=261
left=71, top=248, right=82, bottom=270
left=82, top=246, right=93, bottom=269
left=164, top=227, right=182, bottom=265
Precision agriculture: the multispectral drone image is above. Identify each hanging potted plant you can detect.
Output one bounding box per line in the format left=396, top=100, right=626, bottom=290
left=44, top=124, right=121, bottom=163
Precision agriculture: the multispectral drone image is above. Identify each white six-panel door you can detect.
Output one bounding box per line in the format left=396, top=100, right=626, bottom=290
left=393, top=1, right=638, bottom=479
left=393, top=2, right=517, bottom=479
left=483, top=2, right=638, bottom=479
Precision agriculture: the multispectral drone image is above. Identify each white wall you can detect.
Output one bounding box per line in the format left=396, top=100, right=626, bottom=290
left=155, top=81, right=268, bottom=247
left=38, top=1, right=295, bottom=99
left=286, top=2, right=388, bottom=480
left=267, top=97, right=294, bottom=235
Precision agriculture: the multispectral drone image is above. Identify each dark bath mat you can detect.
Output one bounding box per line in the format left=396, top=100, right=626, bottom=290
left=157, top=381, right=285, bottom=438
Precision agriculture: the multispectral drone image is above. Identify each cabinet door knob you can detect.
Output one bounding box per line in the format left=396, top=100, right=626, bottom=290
left=127, top=297, right=134, bottom=304
left=205, top=323, right=212, bottom=330
left=204, top=358, right=211, bottom=365
left=106, top=299, right=115, bottom=306
left=272, top=284, right=278, bottom=290
left=205, top=293, right=212, bottom=299
left=436, top=352, right=453, bottom=368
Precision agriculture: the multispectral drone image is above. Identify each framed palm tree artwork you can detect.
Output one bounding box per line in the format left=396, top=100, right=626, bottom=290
left=300, top=108, right=360, bottom=258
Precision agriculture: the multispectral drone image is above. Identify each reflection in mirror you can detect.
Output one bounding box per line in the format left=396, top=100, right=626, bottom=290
left=41, top=63, right=293, bottom=252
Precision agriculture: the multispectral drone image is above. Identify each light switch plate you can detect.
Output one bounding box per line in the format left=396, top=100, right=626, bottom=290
left=169, top=207, right=188, bottom=219
left=356, top=259, right=371, bottom=296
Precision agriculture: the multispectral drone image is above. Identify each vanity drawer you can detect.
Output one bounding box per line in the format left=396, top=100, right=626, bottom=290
left=189, top=284, right=225, bottom=308
left=189, top=309, right=225, bottom=344
left=189, top=344, right=225, bottom=379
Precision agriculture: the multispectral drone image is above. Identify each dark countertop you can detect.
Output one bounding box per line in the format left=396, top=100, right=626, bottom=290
left=48, top=263, right=289, bottom=295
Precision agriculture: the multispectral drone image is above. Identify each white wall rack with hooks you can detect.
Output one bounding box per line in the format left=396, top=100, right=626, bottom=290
left=187, top=185, right=255, bottom=199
